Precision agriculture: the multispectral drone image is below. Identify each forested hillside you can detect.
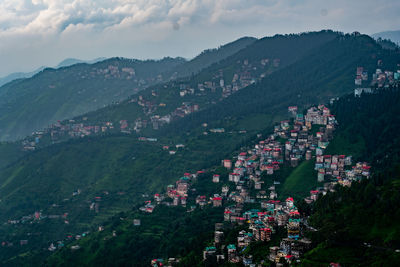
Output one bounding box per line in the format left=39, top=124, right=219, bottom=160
left=0, top=31, right=399, bottom=265
left=0, top=57, right=185, bottom=141
left=0, top=37, right=261, bottom=142
left=164, top=33, right=400, bottom=136
left=169, top=36, right=257, bottom=78
left=43, top=84, right=400, bottom=267
left=304, top=87, right=400, bottom=266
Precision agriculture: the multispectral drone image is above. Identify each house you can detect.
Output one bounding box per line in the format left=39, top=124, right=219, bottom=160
left=229, top=173, right=241, bottom=183
left=151, top=259, right=164, bottom=267
left=213, top=174, right=220, bottom=183
left=203, top=246, right=217, bottom=261
left=305, top=150, right=312, bottom=160
left=221, top=186, right=229, bottom=196
left=237, top=230, right=253, bottom=247
left=196, top=195, right=207, bottom=207
left=227, top=244, right=239, bottom=263
left=154, top=193, right=163, bottom=203
left=213, top=196, right=223, bottom=207
left=223, top=159, right=232, bottom=169
left=286, top=197, right=294, bottom=208
left=269, top=246, right=280, bottom=262
left=181, top=196, right=187, bottom=206
left=214, top=231, right=224, bottom=245
left=224, top=209, right=232, bottom=221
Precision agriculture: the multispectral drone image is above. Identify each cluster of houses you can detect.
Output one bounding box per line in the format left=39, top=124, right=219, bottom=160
left=1, top=188, right=124, bottom=252
left=315, top=154, right=371, bottom=183
left=220, top=58, right=280, bottom=98
left=150, top=102, right=199, bottom=131
left=20, top=57, right=282, bottom=150
left=354, top=63, right=400, bottom=97
left=131, top=93, right=201, bottom=132
left=202, top=196, right=312, bottom=265
left=305, top=160, right=371, bottom=204
left=147, top=101, right=376, bottom=266
left=147, top=105, right=343, bottom=265
left=76, top=63, right=163, bottom=90
left=21, top=119, right=118, bottom=150
left=139, top=172, right=199, bottom=212
left=148, top=58, right=280, bottom=136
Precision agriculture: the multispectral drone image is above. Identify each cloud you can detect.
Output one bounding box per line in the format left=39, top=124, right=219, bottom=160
left=0, top=0, right=399, bottom=76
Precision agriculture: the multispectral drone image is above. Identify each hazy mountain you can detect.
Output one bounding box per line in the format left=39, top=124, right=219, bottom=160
left=0, top=58, right=108, bottom=88
left=55, top=57, right=107, bottom=68
left=0, top=57, right=186, bottom=141
left=372, top=30, right=400, bottom=44
left=0, top=39, right=262, bottom=141
left=170, top=36, right=257, bottom=77
left=0, top=66, right=46, bottom=88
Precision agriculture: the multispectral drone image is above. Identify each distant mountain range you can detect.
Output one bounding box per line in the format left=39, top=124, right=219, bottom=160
left=0, top=58, right=107, bottom=87
left=0, top=37, right=256, bottom=141
left=372, top=30, right=400, bottom=44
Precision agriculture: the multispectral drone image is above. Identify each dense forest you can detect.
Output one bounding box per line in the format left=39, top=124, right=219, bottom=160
left=304, top=87, right=400, bottom=266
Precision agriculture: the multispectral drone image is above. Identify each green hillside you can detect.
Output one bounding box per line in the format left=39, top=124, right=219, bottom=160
left=0, top=31, right=399, bottom=265
left=0, top=57, right=185, bottom=141
left=42, top=88, right=400, bottom=267
left=61, top=30, right=345, bottom=139
left=170, top=36, right=257, bottom=78
left=0, top=37, right=259, bottom=142
left=303, top=87, right=400, bottom=266
left=164, top=32, right=400, bottom=136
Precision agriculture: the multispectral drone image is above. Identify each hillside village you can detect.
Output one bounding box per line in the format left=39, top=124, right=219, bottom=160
left=5, top=62, right=398, bottom=265
left=145, top=104, right=372, bottom=266
left=21, top=60, right=400, bottom=153
left=20, top=57, right=279, bottom=151
left=4, top=100, right=374, bottom=265
left=354, top=64, right=400, bottom=96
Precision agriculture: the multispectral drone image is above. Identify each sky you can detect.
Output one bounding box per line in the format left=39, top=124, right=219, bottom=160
left=0, top=0, right=399, bottom=77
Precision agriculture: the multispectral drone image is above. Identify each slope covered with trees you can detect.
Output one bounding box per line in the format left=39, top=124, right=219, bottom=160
left=170, top=36, right=257, bottom=78
left=0, top=31, right=399, bottom=265
left=0, top=57, right=185, bottom=141
left=304, top=87, right=400, bottom=266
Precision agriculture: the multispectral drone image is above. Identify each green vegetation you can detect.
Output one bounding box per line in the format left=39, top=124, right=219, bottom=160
left=281, top=160, right=319, bottom=199
left=0, top=31, right=399, bottom=265
left=171, top=37, right=257, bottom=78
left=0, top=57, right=186, bottom=141
left=303, top=87, right=400, bottom=266
left=44, top=207, right=224, bottom=267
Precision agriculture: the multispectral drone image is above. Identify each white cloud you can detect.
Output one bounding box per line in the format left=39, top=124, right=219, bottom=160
left=0, top=0, right=399, bottom=76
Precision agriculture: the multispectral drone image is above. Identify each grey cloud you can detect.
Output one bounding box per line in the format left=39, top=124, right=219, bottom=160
left=0, top=0, right=399, bottom=77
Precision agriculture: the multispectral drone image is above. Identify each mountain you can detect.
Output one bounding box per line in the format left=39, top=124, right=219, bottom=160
left=0, top=38, right=260, bottom=142
left=373, top=30, right=400, bottom=44
left=164, top=32, right=399, bottom=136
left=0, top=58, right=107, bottom=88
left=0, top=30, right=399, bottom=265
left=69, top=30, right=341, bottom=136
left=170, top=36, right=257, bottom=78
left=0, top=57, right=186, bottom=141
left=55, top=58, right=107, bottom=68
left=0, top=66, right=46, bottom=88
